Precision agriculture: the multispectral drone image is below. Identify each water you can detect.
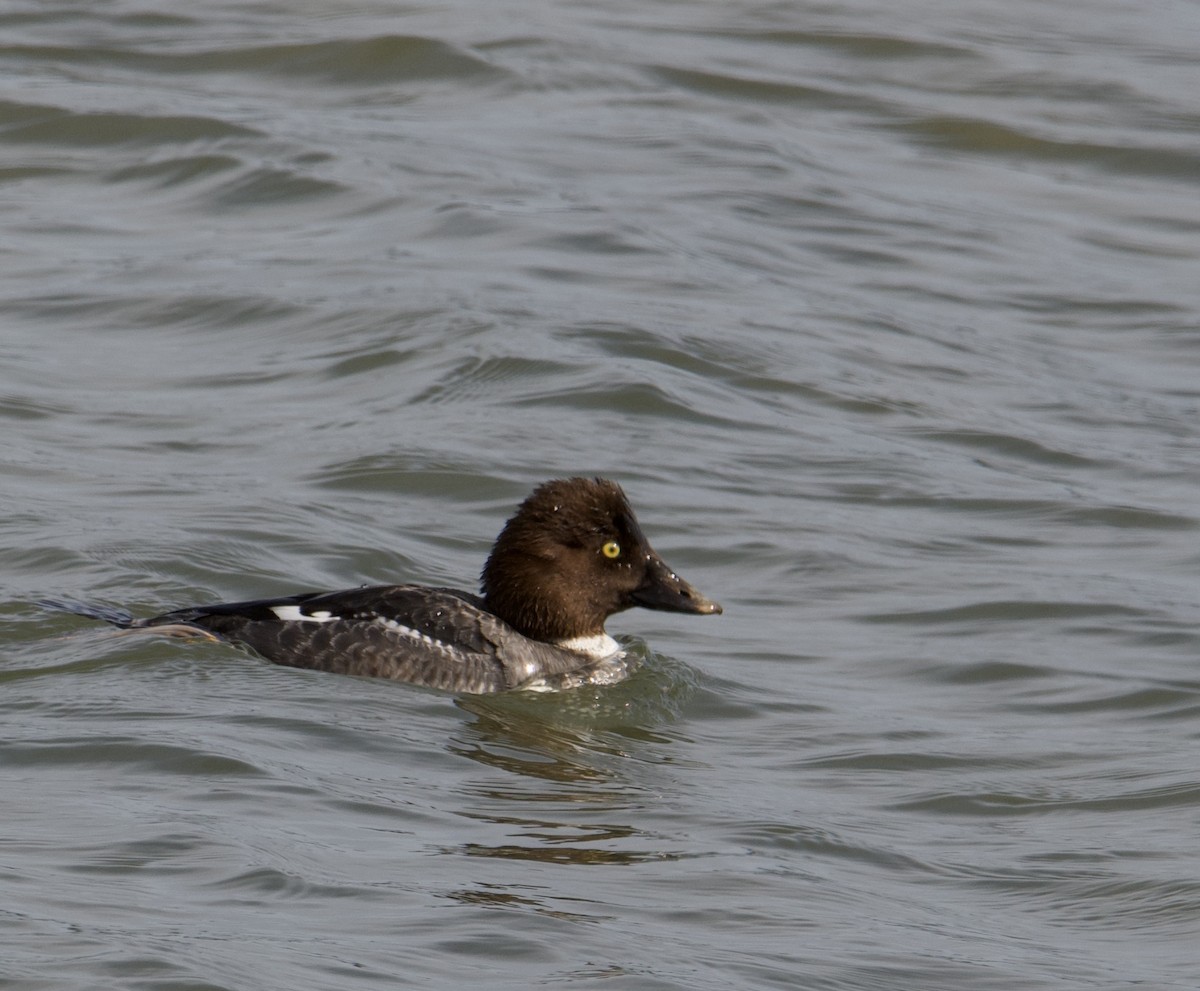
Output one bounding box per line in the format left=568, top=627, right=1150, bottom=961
left=4, top=0, right=1200, bottom=988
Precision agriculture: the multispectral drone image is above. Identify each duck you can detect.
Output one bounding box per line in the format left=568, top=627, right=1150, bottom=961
left=49, top=477, right=721, bottom=693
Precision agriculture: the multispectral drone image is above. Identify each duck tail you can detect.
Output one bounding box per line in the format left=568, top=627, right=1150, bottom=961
left=36, top=597, right=140, bottom=629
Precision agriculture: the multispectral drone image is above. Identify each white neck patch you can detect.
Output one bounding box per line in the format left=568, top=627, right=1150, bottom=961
left=555, top=632, right=620, bottom=660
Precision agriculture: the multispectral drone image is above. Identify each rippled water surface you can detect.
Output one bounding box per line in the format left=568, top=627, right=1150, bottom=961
left=4, top=1, right=1200, bottom=988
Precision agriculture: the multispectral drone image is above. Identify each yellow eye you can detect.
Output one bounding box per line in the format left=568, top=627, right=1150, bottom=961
left=602, top=541, right=621, bottom=559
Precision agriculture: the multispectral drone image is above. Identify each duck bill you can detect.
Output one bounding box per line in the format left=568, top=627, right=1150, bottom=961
left=630, top=553, right=722, bottom=615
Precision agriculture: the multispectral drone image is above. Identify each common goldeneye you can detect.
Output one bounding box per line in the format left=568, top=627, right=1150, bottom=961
left=51, top=477, right=721, bottom=693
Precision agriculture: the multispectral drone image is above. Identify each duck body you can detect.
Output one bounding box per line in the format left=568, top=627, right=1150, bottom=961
left=140, top=584, right=632, bottom=693
left=59, top=478, right=721, bottom=694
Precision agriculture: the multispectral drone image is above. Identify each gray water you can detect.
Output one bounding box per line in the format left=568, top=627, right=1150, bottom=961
left=4, top=1, right=1200, bottom=988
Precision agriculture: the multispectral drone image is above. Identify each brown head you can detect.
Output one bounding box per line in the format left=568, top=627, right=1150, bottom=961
left=480, top=477, right=722, bottom=642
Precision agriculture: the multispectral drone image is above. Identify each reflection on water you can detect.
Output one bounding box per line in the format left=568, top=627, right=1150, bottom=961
left=454, top=840, right=681, bottom=867
left=442, top=648, right=700, bottom=867
left=459, top=642, right=690, bottom=740
left=445, top=885, right=610, bottom=924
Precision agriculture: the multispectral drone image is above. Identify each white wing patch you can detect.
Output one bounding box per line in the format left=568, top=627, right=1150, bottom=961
left=374, top=616, right=468, bottom=661
left=270, top=605, right=335, bottom=622
left=267, top=606, right=466, bottom=662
